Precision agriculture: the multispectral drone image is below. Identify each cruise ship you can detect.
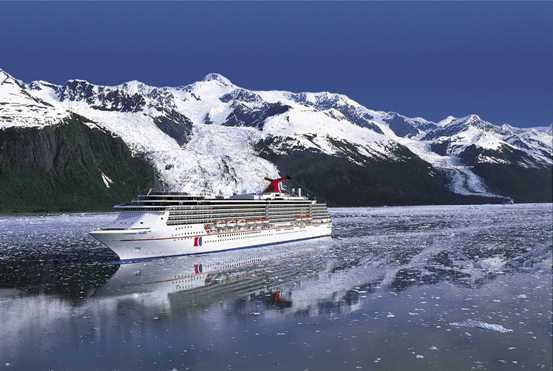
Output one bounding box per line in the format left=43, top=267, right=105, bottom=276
left=90, top=177, right=332, bottom=260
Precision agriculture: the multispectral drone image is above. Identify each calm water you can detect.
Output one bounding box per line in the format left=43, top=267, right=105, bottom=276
left=0, top=204, right=551, bottom=371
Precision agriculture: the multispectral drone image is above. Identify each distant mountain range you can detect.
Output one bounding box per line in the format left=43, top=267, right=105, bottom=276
left=0, top=69, right=551, bottom=211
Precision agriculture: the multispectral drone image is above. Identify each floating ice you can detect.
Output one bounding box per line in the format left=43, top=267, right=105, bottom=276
left=450, top=319, right=513, bottom=333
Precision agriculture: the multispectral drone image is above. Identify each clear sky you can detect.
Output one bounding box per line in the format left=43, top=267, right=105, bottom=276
left=1, top=1, right=551, bottom=127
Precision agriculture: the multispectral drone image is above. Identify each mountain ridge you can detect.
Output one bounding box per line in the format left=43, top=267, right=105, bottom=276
left=1, top=69, right=551, bottom=211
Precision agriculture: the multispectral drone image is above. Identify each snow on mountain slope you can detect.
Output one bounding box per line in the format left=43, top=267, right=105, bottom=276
left=424, top=114, right=506, bottom=148
left=394, top=139, right=501, bottom=197
left=173, top=74, right=236, bottom=125
left=391, top=114, right=551, bottom=199
left=0, top=70, right=69, bottom=129
left=25, top=71, right=425, bottom=159
left=437, top=116, right=457, bottom=127
left=260, top=104, right=393, bottom=158
left=2, top=68, right=551, bottom=200
left=23, top=73, right=406, bottom=194
left=149, top=124, right=279, bottom=195
left=422, top=114, right=552, bottom=167
left=25, top=74, right=279, bottom=195
left=256, top=89, right=436, bottom=139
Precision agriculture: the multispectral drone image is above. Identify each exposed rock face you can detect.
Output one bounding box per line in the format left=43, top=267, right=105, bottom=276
left=381, top=113, right=436, bottom=138
left=458, top=144, right=552, bottom=202
left=222, top=101, right=291, bottom=129
left=152, top=109, right=194, bottom=145
left=1, top=68, right=551, bottom=211
left=57, top=80, right=147, bottom=112
left=256, top=137, right=505, bottom=206
left=0, top=115, right=156, bottom=212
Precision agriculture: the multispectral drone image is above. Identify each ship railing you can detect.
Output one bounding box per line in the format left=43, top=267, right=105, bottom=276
left=165, top=202, right=315, bottom=209
left=166, top=209, right=315, bottom=222
left=169, top=207, right=268, bottom=214
left=166, top=213, right=326, bottom=225
left=168, top=208, right=312, bottom=217
left=132, top=198, right=316, bottom=204
left=113, top=205, right=167, bottom=211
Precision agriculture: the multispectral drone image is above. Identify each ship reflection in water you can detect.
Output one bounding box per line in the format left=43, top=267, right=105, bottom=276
left=0, top=204, right=551, bottom=371
left=94, top=241, right=332, bottom=315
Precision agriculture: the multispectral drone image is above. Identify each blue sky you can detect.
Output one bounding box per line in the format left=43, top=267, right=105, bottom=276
left=1, top=1, right=551, bottom=127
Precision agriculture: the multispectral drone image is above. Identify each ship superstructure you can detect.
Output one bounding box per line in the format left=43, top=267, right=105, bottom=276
left=90, top=177, right=332, bottom=260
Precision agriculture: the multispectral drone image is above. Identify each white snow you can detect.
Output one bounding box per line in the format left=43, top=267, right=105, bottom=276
left=394, top=137, right=498, bottom=197
left=261, top=107, right=392, bottom=158
left=0, top=70, right=69, bottom=129
left=450, top=319, right=513, bottom=333
left=100, top=171, right=114, bottom=189
left=391, top=114, right=551, bottom=196
left=437, top=115, right=457, bottom=127
left=1, top=69, right=551, bottom=197
left=148, top=124, right=279, bottom=195
left=421, top=115, right=552, bottom=168
left=170, top=79, right=236, bottom=125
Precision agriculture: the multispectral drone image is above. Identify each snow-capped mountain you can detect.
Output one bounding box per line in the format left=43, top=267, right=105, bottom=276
left=1, top=68, right=551, bottom=211
left=423, top=114, right=552, bottom=165
left=0, top=70, right=69, bottom=127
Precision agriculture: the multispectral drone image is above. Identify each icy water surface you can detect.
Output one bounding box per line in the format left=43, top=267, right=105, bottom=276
left=0, top=204, right=551, bottom=371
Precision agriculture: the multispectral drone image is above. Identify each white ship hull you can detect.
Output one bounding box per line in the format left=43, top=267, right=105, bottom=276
left=90, top=180, right=332, bottom=261
left=91, top=221, right=331, bottom=261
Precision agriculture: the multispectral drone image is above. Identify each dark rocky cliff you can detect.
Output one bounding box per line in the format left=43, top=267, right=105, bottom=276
left=256, top=137, right=506, bottom=206
left=0, top=115, right=156, bottom=212
left=459, top=145, right=553, bottom=203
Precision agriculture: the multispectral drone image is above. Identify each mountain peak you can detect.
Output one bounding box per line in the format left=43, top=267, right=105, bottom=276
left=65, top=78, right=94, bottom=85
left=119, top=80, right=149, bottom=94
left=442, top=114, right=485, bottom=128
left=465, top=113, right=482, bottom=122
left=0, top=69, right=18, bottom=83
left=437, top=115, right=457, bottom=127
left=203, top=73, right=233, bottom=86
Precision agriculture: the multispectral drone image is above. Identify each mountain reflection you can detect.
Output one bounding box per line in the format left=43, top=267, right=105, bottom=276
left=0, top=260, right=118, bottom=300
